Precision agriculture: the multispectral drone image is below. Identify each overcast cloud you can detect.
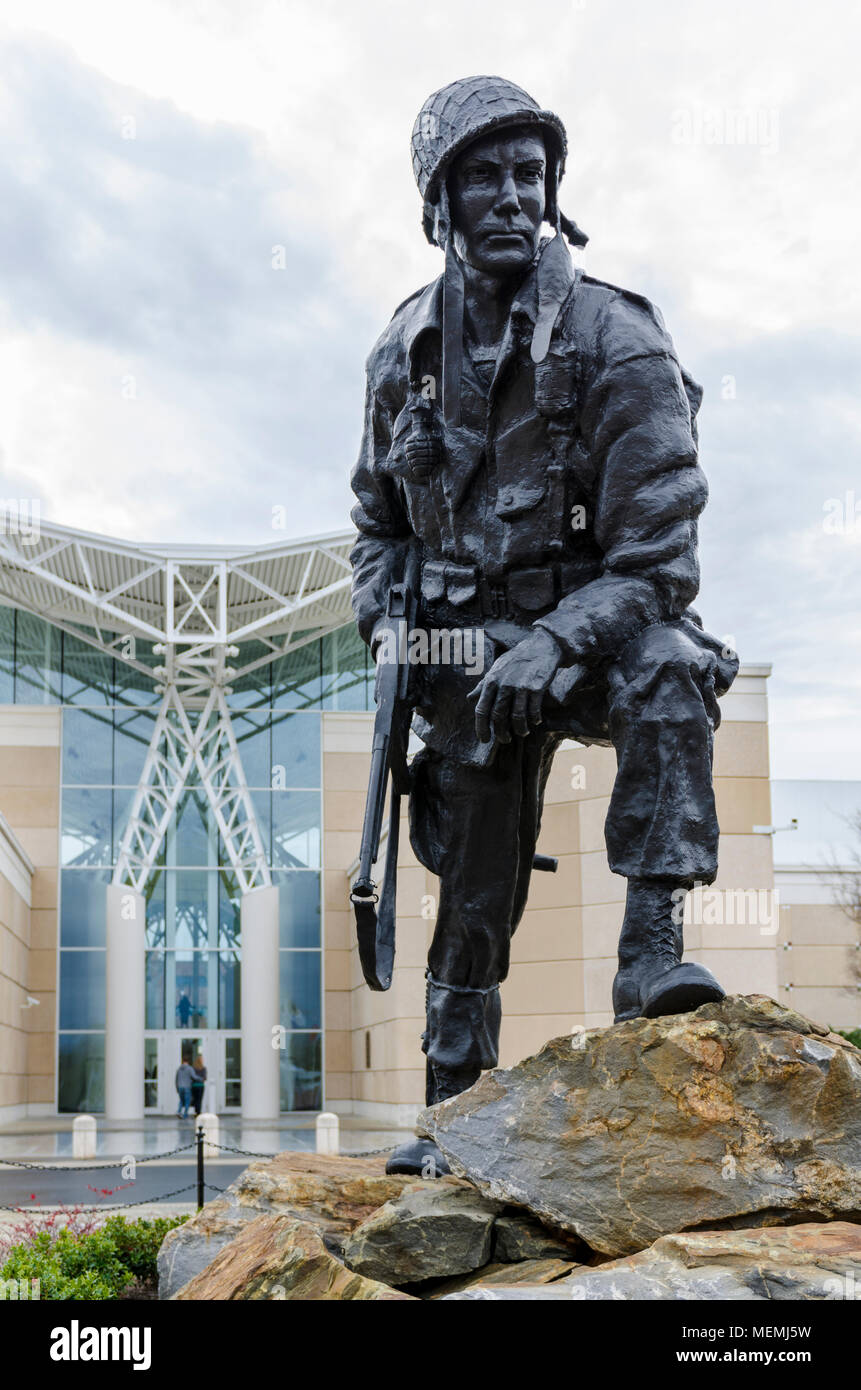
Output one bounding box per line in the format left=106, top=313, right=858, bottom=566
left=0, top=0, right=858, bottom=779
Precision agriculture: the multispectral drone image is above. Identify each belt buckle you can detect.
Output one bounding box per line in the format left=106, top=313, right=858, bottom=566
left=490, top=581, right=508, bottom=619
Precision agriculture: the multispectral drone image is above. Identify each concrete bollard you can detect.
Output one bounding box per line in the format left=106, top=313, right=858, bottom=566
left=72, top=1115, right=97, bottom=1159
left=195, top=1112, right=220, bottom=1159
left=315, top=1112, right=339, bottom=1155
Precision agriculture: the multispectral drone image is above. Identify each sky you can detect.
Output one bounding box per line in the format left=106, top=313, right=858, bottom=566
left=0, top=0, right=858, bottom=780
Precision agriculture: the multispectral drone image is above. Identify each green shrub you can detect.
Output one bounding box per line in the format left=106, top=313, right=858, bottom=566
left=0, top=1214, right=188, bottom=1301
left=99, top=1215, right=187, bottom=1284
left=835, top=1027, right=861, bottom=1049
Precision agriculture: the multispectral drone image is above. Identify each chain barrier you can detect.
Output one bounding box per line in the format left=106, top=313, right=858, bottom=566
left=0, top=1142, right=198, bottom=1172
left=0, top=1183, right=199, bottom=1215
left=0, top=1138, right=395, bottom=1222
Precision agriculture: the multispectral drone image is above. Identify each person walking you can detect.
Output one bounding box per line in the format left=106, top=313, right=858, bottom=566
left=175, top=1059, right=195, bottom=1118
left=191, top=1055, right=207, bottom=1116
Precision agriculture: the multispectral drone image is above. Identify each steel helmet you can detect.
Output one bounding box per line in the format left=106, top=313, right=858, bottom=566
left=411, top=75, right=586, bottom=248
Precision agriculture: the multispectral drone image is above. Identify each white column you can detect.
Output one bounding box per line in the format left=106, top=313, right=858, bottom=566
left=105, top=883, right=145, bottom=1122
left=240, top=883, right=280, bottom=1120
left=72, top=1115, right=97, bottom=1158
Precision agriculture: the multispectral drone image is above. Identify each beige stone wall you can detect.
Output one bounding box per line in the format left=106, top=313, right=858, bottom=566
left=323, top=713, right=434, bottom=1124
left=773, top=871, right=860, bottom=1032
left=326, top=666, right=779, bottom=1123
left=0, top=707, right=61, bottom=1116
left=0, top=815, right=34, bottom=1122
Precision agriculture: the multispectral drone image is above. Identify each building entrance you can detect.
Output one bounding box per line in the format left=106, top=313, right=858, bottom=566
left=144, top=1031, right=241, bottom=1114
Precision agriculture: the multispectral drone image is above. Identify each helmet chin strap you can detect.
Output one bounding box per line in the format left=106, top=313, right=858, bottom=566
left=434, top=187, right=465, bottom=429
left=530, top=200, right=583, bottom=365
left=432, top=180, right=589, bottom=417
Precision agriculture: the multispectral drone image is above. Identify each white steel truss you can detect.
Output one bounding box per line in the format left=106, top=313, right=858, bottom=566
left=112, top=683, right=270, bottom=895
left=0, top=517, right=354, bottom=675
left=0, top=515, right=356, bottom=896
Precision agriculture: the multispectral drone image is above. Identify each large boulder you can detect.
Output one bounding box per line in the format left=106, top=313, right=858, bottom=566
left=429, top=1257, right=581, bottom=1299
left=441, top=1222, right=861, bottom=1301
left=418, top=996, right=861, bottom=1257
left=174, top=1214, right=415, bottom=1300
left=343, top=1184, right=504, bottom=1284
left=158, top=1151, right=447, bottom=1299
left=492, top=1212, right=579, bottom=1263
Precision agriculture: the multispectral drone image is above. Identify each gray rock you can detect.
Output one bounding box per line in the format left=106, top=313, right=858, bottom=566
left=343, top=1184, right=504, bottom=1284
left=429, top=1257, right=580, bottom=1298
left=157, top=1151, right=445, bottom=1299
left=492, top=1212, right=578, bottom=1263
left=441, top=1222, right=861, bottom=1301
left=419, top=995, right=861, bottom=1257
left=158, top=1211, right=246, bottom=1301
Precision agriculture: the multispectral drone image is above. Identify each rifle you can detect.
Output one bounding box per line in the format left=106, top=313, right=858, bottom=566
left=350, top=549, right=560, bottom=992
left=350, top=548, right=419, bottom=990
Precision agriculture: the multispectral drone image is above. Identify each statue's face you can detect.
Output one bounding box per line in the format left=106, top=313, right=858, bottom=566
left=449, top=127, right=546, bottom=275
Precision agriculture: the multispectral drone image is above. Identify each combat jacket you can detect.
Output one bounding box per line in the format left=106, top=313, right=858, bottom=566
left=350, top=242, right=708, bottom=671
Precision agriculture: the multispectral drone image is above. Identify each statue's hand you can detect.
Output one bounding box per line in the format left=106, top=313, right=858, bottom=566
left=467, top=628, right=562, bottom=743
left=404, top=435, right=439, bottom=482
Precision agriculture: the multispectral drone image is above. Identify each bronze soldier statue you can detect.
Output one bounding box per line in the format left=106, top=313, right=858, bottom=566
left=350, top=76, right=738, bottom=1174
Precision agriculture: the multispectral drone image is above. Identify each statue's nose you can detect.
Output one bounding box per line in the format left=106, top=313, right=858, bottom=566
left=494, top=173, right=520, bottom=215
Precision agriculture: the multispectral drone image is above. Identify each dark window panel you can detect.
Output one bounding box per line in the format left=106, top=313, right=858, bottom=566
left=58, top=1033, right=105, bottom=1113
left=173, top=871, right=213, bottom=949
left=59, top=951, right=106, bottom=1029
left=279, top=1032, right=322, bottom=1112
left=61, top=633, right=114, bottom=705
left=218, top=871, right=241, bottom=949
left=270, top=711, right=321, bottom=788
left=62, top=708, right=114, bottom=785
left=113, top=708, right=157, bottom=785
left=145, top=950, right=165, bottom=1029
left=321, top=626, right=373, bottom=711
left=145, top=870, right=166, bottom=948
left=231, top=710, right=272, bottom=788
left=273, top=870, right=321, bottom=948
left=114, top=640, right=161, bottom=706
left=218, top=951, right=241, bottom=1028
left=272, top=636, right=323, bottom=709
left=272, top=790, right=320, bottom=869
left=61, top=788, right=113, bottom=867
left=0, top=606, right=14, bottom=703
left=14, top=611, right=62, bottom=704
left=279, top=951, right=321, bottom=1031
left=172, top=950, right=210, bottom=1029
left=60, top=869, right=111, bottom=947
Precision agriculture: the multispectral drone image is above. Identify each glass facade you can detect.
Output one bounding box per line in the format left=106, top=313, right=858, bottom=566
left=0, top=605, right=373, bottom=1113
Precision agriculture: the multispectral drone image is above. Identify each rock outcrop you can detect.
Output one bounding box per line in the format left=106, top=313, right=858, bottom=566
left=343, top=1184, right=504, bottom=1284
left=174, top=1214, right=415, bottom=1300
left=158, top=1151, right=457, bottom=1299
left=440, top=1222, right=861, bottom=1301
left=418, top=996, right=861, bottom=1257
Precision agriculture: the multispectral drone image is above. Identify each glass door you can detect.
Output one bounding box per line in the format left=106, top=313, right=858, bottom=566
left=144, top=1031, right=240, bottom=1113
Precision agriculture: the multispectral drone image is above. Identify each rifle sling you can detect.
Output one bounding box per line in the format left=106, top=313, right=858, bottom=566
left=355, top=789, right=400, bottom=992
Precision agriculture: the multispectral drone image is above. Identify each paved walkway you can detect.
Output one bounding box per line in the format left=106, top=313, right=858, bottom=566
left=0, top=1113, right=409, bottom=1162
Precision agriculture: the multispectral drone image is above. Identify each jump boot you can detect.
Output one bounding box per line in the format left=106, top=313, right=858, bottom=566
left=612, top=877, right=725, bottom=1023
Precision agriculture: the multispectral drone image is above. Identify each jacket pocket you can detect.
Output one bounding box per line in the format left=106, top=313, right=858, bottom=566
left=494, top=415, right=550, bottom=519
left=507, top=567, right=555, bottom=611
